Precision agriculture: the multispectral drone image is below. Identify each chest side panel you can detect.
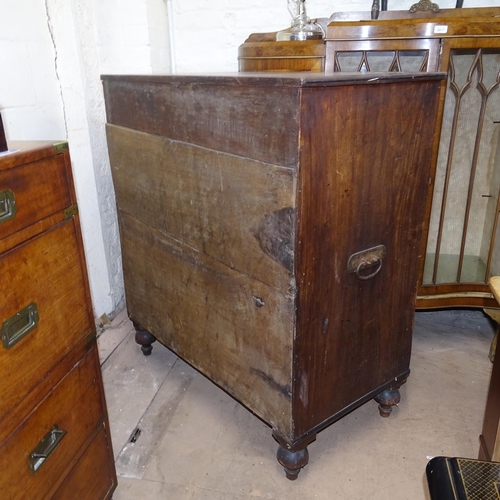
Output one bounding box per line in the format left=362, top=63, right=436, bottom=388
left=293, top=80, right=442, bottom=436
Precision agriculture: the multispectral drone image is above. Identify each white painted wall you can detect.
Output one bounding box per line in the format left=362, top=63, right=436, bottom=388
left=0, top=0, right=171, bottom=320
left=1, top=0, right=498, bottom=321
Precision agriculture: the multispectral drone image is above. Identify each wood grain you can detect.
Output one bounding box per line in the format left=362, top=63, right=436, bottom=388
left=0, top=142, right=116, bottom=498
left=105, top=73, right=444, bottom=449
left=120, top=212, right=294, bottom=435
left=0, top=347, right=103, bottom=500
left=0, top=153, right=72, bottom=240
left=107, top=124, right=296, bottom=293
left=52, top=425, right=116, bottom=500
left=103, top=78, right=300, bottom=167
left=238, top=40, right=325, bottom=73
left=0, top=219, right=92, bottom=421
left=292, top=80, right=442, bottom=436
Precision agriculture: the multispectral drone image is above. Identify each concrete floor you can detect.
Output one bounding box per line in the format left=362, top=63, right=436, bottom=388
left=98, top=309, right=496, bottom=499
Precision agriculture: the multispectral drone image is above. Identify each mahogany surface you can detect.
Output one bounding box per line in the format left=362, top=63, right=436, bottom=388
left=103, top=72, right=445, bottom=477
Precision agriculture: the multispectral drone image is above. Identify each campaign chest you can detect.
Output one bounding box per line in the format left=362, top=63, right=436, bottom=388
left=0, top=142, right=117, bottom=499
left=103, top=72, right=444, bottom=478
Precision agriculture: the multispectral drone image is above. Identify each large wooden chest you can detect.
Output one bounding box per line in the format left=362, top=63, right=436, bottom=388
left=0, top=142, right=117, bottom=499
left=103, top=72, right=445, bottom=478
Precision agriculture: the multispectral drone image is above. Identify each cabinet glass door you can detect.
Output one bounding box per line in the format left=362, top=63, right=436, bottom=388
left=424, top=48, right=500, bottom=286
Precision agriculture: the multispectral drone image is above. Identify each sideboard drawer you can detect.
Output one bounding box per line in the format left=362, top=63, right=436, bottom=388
left=0, top=153, right=72, bottom=240
left=0, top=218, right=93, bottom=420
left=0, top=346, right=104, bottom=500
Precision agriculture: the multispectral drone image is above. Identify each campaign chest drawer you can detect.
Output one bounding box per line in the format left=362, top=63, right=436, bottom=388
left=0, top=219, right=93, bottom=421
left=0, top=146, right=73, bottom=240
left=0, top=346, right=104, bottom=500
left=51, top=425, right=115, bottom=500
left=0, top=141, right=116, bottom=499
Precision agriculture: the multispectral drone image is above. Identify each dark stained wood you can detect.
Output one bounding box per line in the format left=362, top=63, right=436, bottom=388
left=134, top=323, right=157, bottom=356
left=104, top=72, right=445, bottom=477
left=238, top=9, right=500, bottom=311
left=277, top=445, right=309, bottom=480
left=102, top=73, right=443, bottom=169
left=293, top=81, right=442, bottom=436
left=103, top=77, right=300, bottom=167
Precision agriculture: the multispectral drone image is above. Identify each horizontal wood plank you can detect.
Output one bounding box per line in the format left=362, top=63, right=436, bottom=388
left=107, top=124, right=296, bottom=293
left=103, top=79, right=300, bottom=167
left=120, top=212, right=294, bottom=435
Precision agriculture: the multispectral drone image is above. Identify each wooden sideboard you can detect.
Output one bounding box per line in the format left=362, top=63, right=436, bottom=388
left=0, top=142, right=117, bottom=499
left=103, top=72, right=445, bottom=478
left=239, top=7, right=500, bottom=310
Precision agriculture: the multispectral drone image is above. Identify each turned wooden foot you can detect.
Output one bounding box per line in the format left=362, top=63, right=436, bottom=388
left=277, top=445, right=309, bottom=480
left=133, top=323, right=157, bottom=356
left=374, top=388, right=401, bottom=417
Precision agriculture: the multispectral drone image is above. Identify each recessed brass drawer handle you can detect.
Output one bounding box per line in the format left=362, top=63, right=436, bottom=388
left=28, top=425, right=67, bottom=475
left=1, top=302, right=39, bottom=349
left=0, top=188, right=17, bottom=224
left=347, top=245, right=387, bottom=281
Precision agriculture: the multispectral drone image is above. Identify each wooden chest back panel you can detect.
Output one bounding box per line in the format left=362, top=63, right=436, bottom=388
left=103, top=78, right=300, bottom=167
left=0, top=220, right=93, bottom=421
left=120, top=213, right=294, bottom=434
left=294, top=81, right=442, bottom=434
left=106, top=125, right=295, bottom=293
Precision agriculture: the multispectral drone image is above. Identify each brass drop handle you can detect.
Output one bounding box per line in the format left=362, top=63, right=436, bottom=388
left=0, top=188, right=17, bottom=224
left=347, top=245, right=387, bottom=281
left=1, top=302, right=39, bottom=349
left=28, top=425, right=67, bottom=475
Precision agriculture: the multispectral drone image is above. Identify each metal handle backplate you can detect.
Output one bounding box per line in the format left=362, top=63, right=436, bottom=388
left=28, top=425, right=67, bottom=475
left=348, top=245, right=387, bottom=281
left=1, top=302, right=39, bottom=349
left=0, top=188, right=17, bottom=224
